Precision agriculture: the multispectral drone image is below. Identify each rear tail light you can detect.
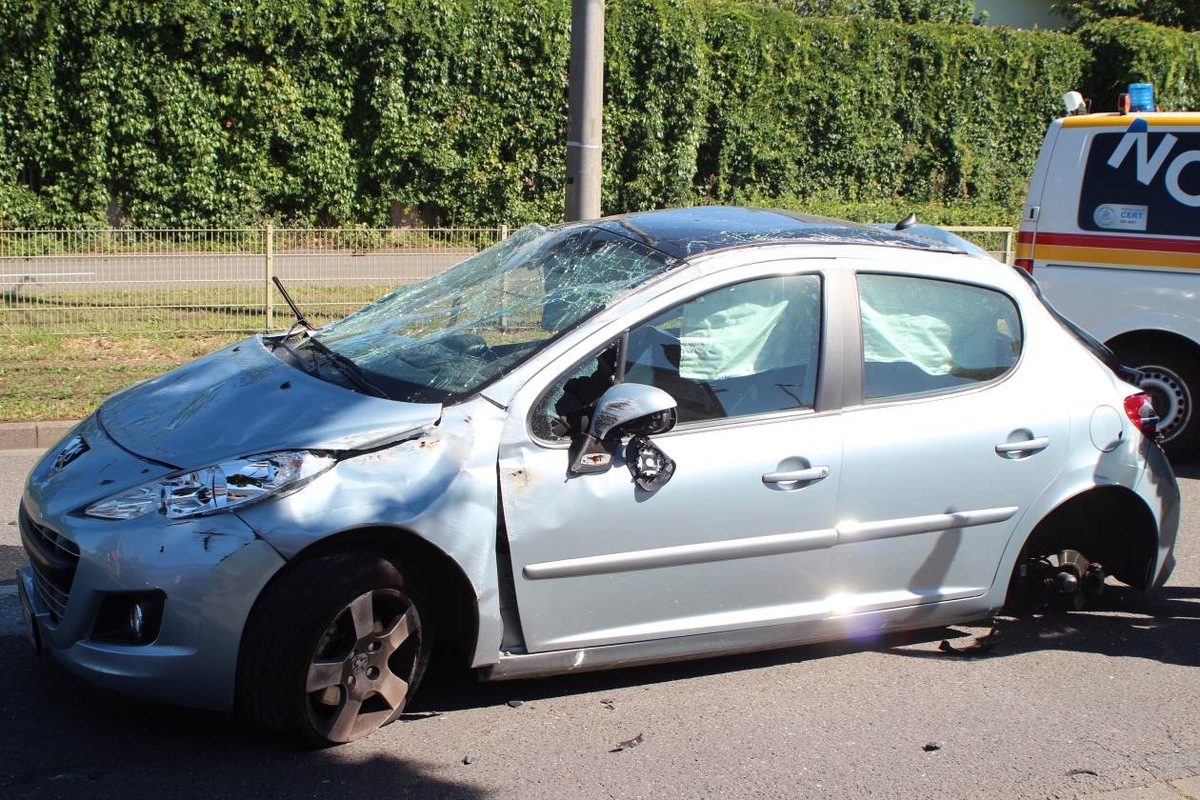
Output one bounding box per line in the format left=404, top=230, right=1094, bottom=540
left=1015, top=258, right=1034, bottom=273
left=1124, top=392, right=1159, bottom=440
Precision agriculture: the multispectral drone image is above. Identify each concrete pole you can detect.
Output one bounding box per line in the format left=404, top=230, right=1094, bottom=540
left=565, top=0, right=604, bottom=221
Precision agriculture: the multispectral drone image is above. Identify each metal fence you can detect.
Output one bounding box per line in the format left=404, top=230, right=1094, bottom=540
left=943, top=226, right=1015, bottom=264
left=0, top=224, right=1013, bottom=337
left=0, top=226, right=508, bottom=336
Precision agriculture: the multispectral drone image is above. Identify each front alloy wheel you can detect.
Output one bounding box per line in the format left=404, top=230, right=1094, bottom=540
left=304, top=588, right=423, bottom=743
left=238, top=553, right=431, bottom=746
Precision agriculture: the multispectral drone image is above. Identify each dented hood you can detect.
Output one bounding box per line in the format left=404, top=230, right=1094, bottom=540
left=98, top=336, right=442, bottom=468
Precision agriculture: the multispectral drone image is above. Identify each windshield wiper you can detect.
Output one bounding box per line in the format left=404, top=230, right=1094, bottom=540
left=273, top=276, right=315, bottom=330
left=301, top=337, right=390, bottom=399
left=269, top=277, right=388, bottom=398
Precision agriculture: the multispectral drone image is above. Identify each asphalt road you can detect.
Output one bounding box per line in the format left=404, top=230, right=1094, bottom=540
left=2, top=448, right=1198, bottom=800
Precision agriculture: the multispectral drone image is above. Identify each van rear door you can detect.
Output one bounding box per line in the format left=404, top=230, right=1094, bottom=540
left=1016, top=119, right=1065, bottom=272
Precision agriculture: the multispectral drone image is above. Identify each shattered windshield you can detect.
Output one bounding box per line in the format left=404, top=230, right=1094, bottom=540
left=304, top=224, right=676, bottom=404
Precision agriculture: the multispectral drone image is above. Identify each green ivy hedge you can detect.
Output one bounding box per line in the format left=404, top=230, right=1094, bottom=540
left=696, top=7, right=1085, bottom=210
left=0, top=0, right=1089, bottom=228
left=1076, top=18, right=1200, bottom=112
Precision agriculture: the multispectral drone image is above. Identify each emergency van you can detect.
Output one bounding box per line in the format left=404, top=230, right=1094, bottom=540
left=1018, top=102, right=1200, bottom=460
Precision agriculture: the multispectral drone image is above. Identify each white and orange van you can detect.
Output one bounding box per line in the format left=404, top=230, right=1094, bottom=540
left=1018, top=105, right=1200, bottom=460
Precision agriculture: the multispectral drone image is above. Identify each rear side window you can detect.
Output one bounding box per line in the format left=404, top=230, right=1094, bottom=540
left=1079, top=129, right=1200, bottom=237
left=857, top=274, right=1021, bottom=400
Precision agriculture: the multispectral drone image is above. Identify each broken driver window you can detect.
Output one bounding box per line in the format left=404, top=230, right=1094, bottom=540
left=531, top=342, right=623, bottom=442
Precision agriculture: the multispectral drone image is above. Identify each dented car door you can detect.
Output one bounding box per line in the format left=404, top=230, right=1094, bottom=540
left=497, top=269, right=843, bottom=653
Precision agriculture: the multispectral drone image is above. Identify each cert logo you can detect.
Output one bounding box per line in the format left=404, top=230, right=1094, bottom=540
left=1094, top=204, right=1148, bottom=231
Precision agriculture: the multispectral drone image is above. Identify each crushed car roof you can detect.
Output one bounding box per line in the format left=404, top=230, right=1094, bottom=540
left=584, top=206, right=966, bottom=261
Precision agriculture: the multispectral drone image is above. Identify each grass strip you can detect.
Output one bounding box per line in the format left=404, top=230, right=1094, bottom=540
left=0, top=333, right=244, bottom=421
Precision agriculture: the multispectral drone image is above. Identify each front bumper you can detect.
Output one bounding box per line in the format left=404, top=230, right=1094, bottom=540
left=19, top=417, right=288, bottom=713
left=18, top=533, right=285, bottom=712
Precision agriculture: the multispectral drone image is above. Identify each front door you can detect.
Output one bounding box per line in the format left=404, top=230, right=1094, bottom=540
left=498, top=273, right=843, bottom=653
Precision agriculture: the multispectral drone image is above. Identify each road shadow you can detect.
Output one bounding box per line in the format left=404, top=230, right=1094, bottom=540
left=884, top=584, right=1200, bottom=667
left=1173, top=460, right=1200, bottom=480
left=0, top=638, right=488, bottom=800
left=0, top=622, right=942, bottom=779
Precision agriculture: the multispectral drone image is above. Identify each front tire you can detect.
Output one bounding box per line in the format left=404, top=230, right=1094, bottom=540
left=1113, top=341, right=1200, bottom=461
left=238, top=552, right=432, bottom=746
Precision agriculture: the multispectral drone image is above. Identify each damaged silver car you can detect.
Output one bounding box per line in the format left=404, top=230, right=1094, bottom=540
left=18, top=206, right=1179, bottom=744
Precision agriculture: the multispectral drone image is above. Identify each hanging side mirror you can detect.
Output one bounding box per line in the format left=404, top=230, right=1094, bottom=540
left=569, top=384, right=677, bottom=475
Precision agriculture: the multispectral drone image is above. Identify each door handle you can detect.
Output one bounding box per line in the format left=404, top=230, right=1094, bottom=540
left=762, top=466, right=830, bottom=485
left=995, top=436, right=1050, bottom=456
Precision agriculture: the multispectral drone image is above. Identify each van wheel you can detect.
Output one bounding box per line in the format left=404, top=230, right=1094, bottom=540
left=1113, top=342, right=1199, bottom=461
left=238, top=553, right=431, bottom=746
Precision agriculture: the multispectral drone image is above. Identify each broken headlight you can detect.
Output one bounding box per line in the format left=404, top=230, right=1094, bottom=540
left=84, top=451, right=336, bottom=520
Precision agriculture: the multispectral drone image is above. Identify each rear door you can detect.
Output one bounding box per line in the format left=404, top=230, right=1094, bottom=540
left=828, top=271, right=1071, bottom=615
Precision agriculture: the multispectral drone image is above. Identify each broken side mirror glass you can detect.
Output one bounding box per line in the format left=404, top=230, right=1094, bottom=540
left=568, top=384, right=678, bottom=475
left=625, top=435, right=676, bottom=492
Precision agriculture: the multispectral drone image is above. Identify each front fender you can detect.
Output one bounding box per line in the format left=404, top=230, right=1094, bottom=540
left=235, top=398, right=510, bottom=668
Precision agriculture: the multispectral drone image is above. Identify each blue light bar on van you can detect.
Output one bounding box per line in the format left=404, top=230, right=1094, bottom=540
left=1128, top=83, right=1155, bottom=113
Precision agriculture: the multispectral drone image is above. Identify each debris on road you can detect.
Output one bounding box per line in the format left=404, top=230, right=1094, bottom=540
left=611, top=733, right=644, bottom=753
left=398, top=711, right=442, bottom=720
left=938, top=620, right=1000, bottom=656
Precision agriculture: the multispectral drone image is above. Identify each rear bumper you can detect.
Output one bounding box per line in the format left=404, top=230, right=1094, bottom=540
left=1138, top=440, right=1180, bottom=591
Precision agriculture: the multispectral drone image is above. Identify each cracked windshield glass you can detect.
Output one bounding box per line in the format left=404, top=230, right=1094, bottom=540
left=306, top=224, right=674, bottom=403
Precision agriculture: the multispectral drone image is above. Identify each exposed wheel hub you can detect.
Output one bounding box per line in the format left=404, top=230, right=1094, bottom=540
left=1018, top=549, right=1106, bottom=611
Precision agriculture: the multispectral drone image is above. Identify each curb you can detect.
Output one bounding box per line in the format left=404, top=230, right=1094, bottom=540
left=0, top=420, right=77, bottom=451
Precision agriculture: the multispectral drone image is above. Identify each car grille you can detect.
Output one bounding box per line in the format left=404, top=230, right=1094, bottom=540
left=18, top=502, right=80, bottom=623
